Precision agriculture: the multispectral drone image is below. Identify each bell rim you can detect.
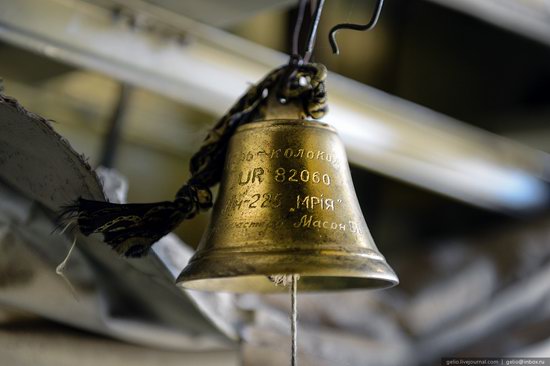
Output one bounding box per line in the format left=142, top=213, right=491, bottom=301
left=176, top=250, right=399, bottom=293
left=187, top=245, right=387, bottom=261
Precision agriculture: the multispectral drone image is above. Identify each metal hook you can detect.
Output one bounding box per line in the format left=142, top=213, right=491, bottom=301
left=292, top=0, right=308, bottom=57
left=291, top=0, right=326, bottom=63
left=304, top=0, right=325, bottom=62
left=328, top=0, right=384, bottom=55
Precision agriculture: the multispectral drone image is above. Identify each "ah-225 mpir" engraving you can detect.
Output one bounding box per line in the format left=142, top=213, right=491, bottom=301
left=223, top=192, right=282, bottom=212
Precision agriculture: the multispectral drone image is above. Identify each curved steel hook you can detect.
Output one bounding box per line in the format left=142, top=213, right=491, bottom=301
left=292, top=0, right=326, bottom=63
left=328, top=0, right=384, bottom=55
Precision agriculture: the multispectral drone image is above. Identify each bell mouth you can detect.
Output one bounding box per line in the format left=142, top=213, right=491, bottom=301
left=176, top=249, right=399, bottom=293
left=178, top=275, right=397, bottom=293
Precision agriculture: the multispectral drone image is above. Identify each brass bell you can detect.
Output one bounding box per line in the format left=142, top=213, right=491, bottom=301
left=177, top=119, right=398, bottom=292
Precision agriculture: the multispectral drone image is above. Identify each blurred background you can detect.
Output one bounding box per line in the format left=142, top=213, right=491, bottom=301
left=1, top=0, right=550, bottom=365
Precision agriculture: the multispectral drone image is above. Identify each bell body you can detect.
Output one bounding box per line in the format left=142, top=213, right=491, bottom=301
left=177, top=119, right=398, bottom=292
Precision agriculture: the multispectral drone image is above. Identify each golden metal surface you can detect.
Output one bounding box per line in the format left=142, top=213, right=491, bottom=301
left=177, top=119, right=398, bottom=293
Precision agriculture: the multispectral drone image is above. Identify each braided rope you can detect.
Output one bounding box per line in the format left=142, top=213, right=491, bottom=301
left=59, top=60, right=327, bottom=257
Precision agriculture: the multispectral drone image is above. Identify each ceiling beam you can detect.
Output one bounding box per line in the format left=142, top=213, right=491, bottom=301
left=426, top=0, right=550, bottom=47
left=0, top=0, right=549, bottom=212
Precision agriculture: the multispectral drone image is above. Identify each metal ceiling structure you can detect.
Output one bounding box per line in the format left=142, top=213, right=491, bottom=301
left=426, top=0, right=550, bottom=47
left=0, top=0, right=549, bottom=212
left=121, top=0, right=297, bottom=26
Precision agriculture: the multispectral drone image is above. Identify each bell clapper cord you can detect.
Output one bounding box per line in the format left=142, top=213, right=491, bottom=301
left=268, top=274, right=300, bottom=366
left=291, top=274, right=299, bottom=366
